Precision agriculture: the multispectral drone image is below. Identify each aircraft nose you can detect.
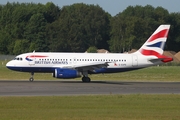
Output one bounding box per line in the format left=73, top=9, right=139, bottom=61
left=6, top=61, right=14, bottom=68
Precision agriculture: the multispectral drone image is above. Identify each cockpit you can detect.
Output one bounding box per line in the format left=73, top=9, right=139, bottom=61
left=14, top=57, right=23, bottom=61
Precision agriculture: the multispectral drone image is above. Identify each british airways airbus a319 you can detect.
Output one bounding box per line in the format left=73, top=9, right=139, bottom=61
left=6, top=25, right=173, bottom=82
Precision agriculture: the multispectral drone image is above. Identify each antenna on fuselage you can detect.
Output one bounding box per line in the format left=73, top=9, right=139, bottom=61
left=33, top=50, right=35, bottom=53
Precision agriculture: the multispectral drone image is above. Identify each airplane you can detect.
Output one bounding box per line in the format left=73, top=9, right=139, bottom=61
left=6, top=25, right=173, bottom=82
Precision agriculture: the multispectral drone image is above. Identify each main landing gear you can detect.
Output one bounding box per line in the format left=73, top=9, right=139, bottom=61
left=82, top=76, right=91, bottom=82
left=29, top=72, right=34, bottom=82
left=82, top=71, right=91, bottom=82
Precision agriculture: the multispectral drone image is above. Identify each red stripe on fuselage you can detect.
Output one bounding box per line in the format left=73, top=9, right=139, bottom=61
left=29, top=55, right=48, bottom=58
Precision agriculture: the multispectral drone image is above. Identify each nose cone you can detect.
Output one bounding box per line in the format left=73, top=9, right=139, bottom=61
left=6, top=61, right=14, bottom=69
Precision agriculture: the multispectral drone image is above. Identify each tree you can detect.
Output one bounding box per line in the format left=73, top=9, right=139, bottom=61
left=13, top=39, right=29, bottom=54
left=44, top=2, right=60, bottom=23
left=86, top=46, right=97, bottom=53
left=109, top=5, right=173, bottom=53
left=24, top=13, right=48, bottom=52
left=48, top=3, right=111, bottom=52
left=166, top=13, right=180, bottom=52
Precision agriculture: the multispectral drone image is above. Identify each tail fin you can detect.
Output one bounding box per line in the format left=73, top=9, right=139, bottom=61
left=135, top=25, right=173, bottom=62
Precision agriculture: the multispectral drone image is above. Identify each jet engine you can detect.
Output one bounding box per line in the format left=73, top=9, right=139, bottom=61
left=52, top=68, right=81, bottom=79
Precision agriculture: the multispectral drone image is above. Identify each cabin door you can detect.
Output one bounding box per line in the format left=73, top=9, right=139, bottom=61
left=132, top=55, right=138, bottom=67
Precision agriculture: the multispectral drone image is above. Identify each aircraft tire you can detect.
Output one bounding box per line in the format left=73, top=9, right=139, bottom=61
left=82, top=77, right=91, bottom=82
left=29, top=77, right=34, bottom=82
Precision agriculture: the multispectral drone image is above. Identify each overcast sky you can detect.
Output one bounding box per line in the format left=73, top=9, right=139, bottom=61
left=1, top=0, right=179, bottom=16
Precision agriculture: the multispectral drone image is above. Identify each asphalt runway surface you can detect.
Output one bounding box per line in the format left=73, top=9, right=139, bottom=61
left=0, top=80, right=180, bottom=96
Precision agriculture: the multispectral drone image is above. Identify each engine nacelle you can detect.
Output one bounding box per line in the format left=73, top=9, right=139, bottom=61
left=53, top=68, right=81, bottom=79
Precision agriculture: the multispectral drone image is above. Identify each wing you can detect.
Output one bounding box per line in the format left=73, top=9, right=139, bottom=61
left=55, top=62, right=109, bottom=72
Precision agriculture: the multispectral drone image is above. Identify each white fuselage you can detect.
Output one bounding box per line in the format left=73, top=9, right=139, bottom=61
left=6, top=52, right=160, bottom=74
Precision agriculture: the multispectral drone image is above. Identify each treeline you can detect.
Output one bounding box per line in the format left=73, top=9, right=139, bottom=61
left=0, top=2, right=180, bottom=55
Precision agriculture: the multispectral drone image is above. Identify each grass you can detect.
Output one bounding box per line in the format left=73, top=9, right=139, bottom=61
left=0, top=95, right=180, bottom=120
left=91, top=66, right=180, bottom=81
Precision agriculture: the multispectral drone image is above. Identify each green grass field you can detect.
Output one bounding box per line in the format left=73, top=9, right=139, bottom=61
left=0, top=95, right=180, bottom=120
left=1, top=61, right=180, bottom=120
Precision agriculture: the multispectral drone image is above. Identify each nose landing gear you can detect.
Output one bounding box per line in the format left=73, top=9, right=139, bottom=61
left=29, top=72, right=34, bottom=82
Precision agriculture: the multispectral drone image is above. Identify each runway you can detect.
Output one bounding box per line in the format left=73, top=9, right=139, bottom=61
left=0, top=80, right=180, bottom=96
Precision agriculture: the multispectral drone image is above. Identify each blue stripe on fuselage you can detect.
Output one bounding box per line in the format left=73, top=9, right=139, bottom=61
left=7, top=66, right=142, bottom=73
left=6, top=66, right=55, bottom=73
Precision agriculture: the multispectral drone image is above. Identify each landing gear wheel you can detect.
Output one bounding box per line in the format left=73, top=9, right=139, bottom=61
left=82, top=71, right=91, bottom=83
left=29, top=72, right=34, bottom=82
left=29, top=77, right=34, bottom=82
left=82, top=76, right=91, bottom=82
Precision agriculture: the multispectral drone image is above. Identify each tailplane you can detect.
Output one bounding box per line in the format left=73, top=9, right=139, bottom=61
left=134, top=25, right=173, bottom=63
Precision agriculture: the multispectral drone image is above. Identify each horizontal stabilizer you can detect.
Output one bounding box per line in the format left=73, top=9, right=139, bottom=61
left=148, top=56, right=173, bottom=63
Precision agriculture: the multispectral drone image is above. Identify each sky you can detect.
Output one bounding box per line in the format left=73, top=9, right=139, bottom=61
left=1, top=0, right=180, bottom=16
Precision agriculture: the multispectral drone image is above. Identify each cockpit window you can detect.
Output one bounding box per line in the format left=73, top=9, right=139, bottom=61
left=14, top=57, right=23, bottom=61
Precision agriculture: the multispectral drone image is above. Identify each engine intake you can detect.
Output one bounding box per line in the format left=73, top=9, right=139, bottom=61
left=53, top=68, right=81, bottom=79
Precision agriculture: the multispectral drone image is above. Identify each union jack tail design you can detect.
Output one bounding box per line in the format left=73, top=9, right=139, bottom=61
left=135, top=25, right=173, bottom=62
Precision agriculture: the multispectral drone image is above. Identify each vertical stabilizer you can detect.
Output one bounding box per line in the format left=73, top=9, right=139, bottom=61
left=134, top=25, right=172, bottom=62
